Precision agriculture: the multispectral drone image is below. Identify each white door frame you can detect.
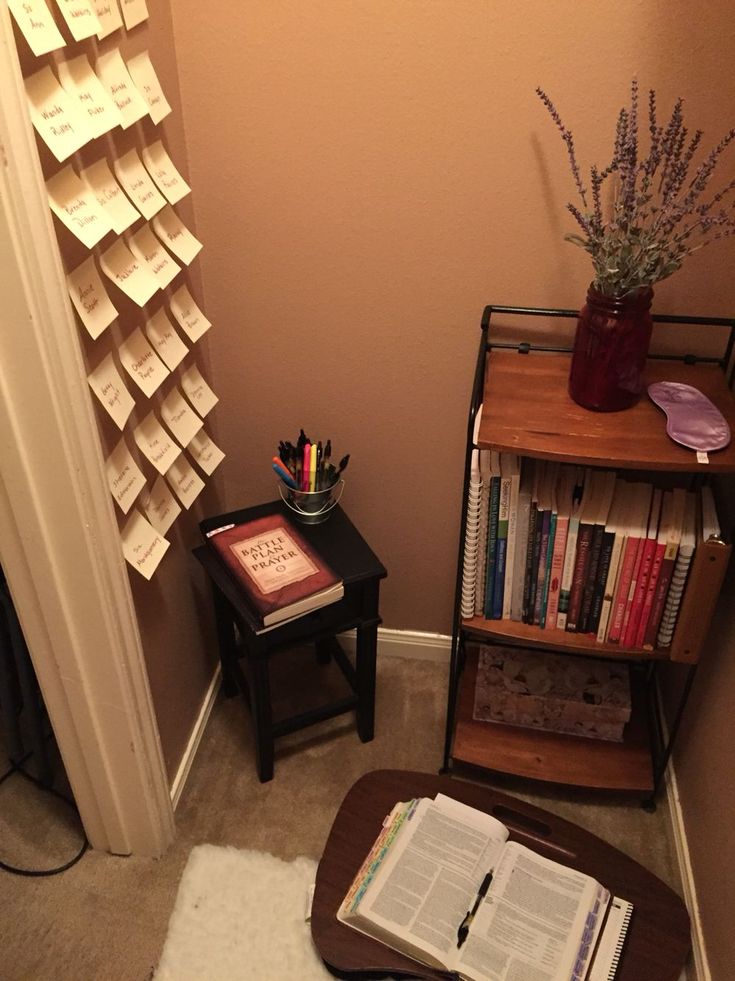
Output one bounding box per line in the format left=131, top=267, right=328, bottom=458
left=0, top=11, right=174, bottom=856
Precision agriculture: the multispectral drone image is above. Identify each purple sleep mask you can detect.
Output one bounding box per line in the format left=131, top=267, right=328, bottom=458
left=648, top=381, right=731, bottom=452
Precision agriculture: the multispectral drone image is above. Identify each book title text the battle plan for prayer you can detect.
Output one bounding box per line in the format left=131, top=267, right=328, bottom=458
left=230, top=527, right=318, bottom=595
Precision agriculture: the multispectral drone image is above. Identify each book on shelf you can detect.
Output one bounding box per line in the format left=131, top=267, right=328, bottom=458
left=521, top=459, right=540, bottom=623
left=607, top=482, right=653, bottom=645
left=556, top=466, right=586, bottom=630
left=621, top=488, right=663, bottom=648
left=533, top=461, right=559, bottom=626
left=461, top=449, right=483, bottom=619
left=491, top=453, right=518, bottom=619
left=587, top=478, right=627, bottom=638
left=545, top=465, right=578, bottom=630
left=501, top=454, right=522, bottom=619
left=206, top=513, right=343, bottom=632
left=566, top=470, right=610, bottom=632
left=509, top=460, right=534, bottom=621
left=483, top=451, right=502, bottom=619
left=657, top=491, right=698, bottom=648
left=642, top=487, right=686, bottom=650
left=577, top=471, right=617, bottom=634
left=595, top=481, right=636, bottom=644
left=337, top=792, right=633, bottom=981
left=474, top=450, right=492, bottom=617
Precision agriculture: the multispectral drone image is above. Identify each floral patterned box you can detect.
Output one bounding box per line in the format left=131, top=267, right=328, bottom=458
left=472, top=643, right=632, bottom=742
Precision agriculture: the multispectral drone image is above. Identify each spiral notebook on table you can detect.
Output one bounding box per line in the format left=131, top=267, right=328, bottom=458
left=588, top=896, right=634, bottom=980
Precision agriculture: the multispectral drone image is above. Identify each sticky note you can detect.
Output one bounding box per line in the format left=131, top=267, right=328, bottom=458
left=151, top=206, right=202, bottom=266
left=143, top=307, right=188, bottom=371
left=118, top=0, right=148, bottom=30
left=133, top=410, right=182, bottom=475
left=95, top=47, right=148, bottom=129
left=46, top=164, right=113, bottom=248
left=80, top=157, right=140, bottom=234
left=180, top=364, right=218, bottom=416
left=106, top=436, right=146, bottom=514
left=121, top=508, right=170, bottom=580
left=99, top=237, right=159, bottom=307
left=118, top=327, right=170, bottom=397
left=141, top=141, right=190, bottom=204
left=94, top=0, right=123, bottom=39
left=126, top=50, right=170, bottom=124
left=7, top=0, right=65, bottom=56
left=53, top=0, right=101, bottom=41
left=140, top=475, right=180, bottom=535
left=113, top=148, right=166, bottom=220
left=128, top=223, right=180, bottom=290
left=160, top=387, right=203, bottom=447
left=87, top=352, right=135, bottom=429
left=66, top=255, right=118, bottom=338
left=57, top=54, right=121, bottom=138
left=169, top=285, right=211, bottom=343
left=165, top=456, right=205, bottom=510
left=187, top=430, right=225, bottom=476
left=24, top=65, right=90, bottom=162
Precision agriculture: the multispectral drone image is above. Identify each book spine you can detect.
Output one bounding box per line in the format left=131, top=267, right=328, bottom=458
left=635, top=541, right=665, bottom=648
left=622, top=537, right=655, bottom=648
left=510, top=493, right=531, bottom=621
left=492, top=476, right=511, bottom=619
left=522, top=503, right=540, bottom=623
left=460, top=466, right=483, bottom=619
left=607, top=537, right=640, bottom=643
left=618, top=537, right=645, bottom=647
left=556, top=516, right=580, bottom=630
left=578, top=524, right=604, bottom=633
left=657, top=549, right=695, bottom=648
left=596, top=532, right=625, bottom=644
left=545, top=514, right=569, bottom=629
left=566, top=522, right=593, bottom=632
left=474, top=480, right=491, bottom=616
left=642, top=550, right=677, bottom=649
left=532, top=509, right=551, bottom=625
left=587, top=529, right=614, bottom=636
left=483, top=476, right=500, bottom=618
left=502, top=472, right=521, bottom=620
left=539, top=513, right=557, bottom=628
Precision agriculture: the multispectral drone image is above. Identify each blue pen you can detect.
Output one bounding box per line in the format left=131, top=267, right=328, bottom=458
left=272, top=459, right=298, bottom=488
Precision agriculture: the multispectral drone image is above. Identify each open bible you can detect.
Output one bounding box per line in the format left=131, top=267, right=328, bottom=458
left=337, top=793, right=633, bottom=981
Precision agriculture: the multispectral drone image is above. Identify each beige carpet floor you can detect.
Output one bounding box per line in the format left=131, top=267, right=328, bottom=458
left=0, top=649, right=687, bottom=980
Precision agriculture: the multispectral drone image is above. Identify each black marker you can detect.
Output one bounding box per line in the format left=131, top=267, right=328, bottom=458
left=456, top=871, right=493, bottom=948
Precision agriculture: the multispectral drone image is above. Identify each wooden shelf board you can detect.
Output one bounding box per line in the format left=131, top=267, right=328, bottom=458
left=462, top=617, right=670, bottom=661
left=479, top=350, right=735, bottom=472
left=451, top=647, right=654, bottom=793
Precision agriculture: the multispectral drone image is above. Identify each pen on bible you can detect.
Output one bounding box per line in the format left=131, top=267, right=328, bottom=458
left=456, top=871, right=493, bottom=948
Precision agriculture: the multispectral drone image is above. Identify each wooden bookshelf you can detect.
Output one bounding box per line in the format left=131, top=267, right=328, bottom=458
left=445, top=321, right=734, bottom=801
left=480, top=350, right=735, bottom=473
left=452, top=646, right=653, bottom=792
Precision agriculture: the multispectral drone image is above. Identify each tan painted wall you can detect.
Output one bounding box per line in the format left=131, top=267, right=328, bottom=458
left=168, top=0, right=735, bottom=971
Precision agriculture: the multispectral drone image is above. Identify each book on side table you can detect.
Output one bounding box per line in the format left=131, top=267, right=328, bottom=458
left=206, top=513, right=343, bottom=632
left=338, top=793, right=632, bottom=981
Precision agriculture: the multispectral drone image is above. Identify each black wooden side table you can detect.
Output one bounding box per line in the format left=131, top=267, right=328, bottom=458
left=193, top=501, right=387, bottom=782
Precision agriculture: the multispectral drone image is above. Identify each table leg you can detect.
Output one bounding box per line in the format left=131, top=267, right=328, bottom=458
left=315, top=637, right=333, bottom=665
left=248, top=653, right=275, bottom=782
left=355, top=618, right=378, bottom=743
left=211, top=585, right=239, bottom=698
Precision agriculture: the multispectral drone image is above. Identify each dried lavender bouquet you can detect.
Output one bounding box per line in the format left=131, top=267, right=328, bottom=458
left=536, top=79, right=735, bottom=297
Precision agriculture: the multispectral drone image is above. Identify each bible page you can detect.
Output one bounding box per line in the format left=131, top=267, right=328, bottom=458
left=351, top=795, right=509, bottom=970
left=456, top=841, right=608, bottom=981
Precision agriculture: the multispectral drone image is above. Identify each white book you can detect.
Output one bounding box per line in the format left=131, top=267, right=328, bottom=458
left=657, top=491, right=697, bottom=647
left=474, top=450, right=492, bottom=616
left=461, top=450, right=483, bottom=618
left=596, top=481, right=634, bottom=643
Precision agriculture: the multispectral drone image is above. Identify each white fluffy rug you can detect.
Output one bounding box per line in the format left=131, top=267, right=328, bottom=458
left=154, top=845, right=335, bottom=980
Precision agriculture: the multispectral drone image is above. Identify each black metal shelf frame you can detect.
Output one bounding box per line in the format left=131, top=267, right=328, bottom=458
left=442, top=304, right=735, bottom=806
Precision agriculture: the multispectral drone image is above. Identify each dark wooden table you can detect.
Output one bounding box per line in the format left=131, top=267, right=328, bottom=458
left=193, top=502, right=386, bottom=782
left=312, top=770, right=691, bottom=980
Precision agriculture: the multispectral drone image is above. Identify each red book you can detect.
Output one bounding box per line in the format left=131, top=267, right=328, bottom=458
left=623, top=489, right=662, bottom=649
left=208, top=513, right=343, bottom=630
left=608, top=483, right=652, bottom=644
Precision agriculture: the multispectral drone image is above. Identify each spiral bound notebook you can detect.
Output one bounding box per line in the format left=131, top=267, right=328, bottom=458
left=588, top=896, right=634, bottom=980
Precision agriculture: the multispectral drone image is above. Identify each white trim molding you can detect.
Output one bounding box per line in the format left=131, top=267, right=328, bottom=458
left=339, top=626, right=452, bottom=663
left=170, top=667, right=221, bottom=810
left=0, top=8, right=173, bottom=856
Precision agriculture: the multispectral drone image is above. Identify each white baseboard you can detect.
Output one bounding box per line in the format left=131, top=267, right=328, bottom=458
left=170, top=665, right=221, bottom=810
left=338, top=626, right=452, bottom=663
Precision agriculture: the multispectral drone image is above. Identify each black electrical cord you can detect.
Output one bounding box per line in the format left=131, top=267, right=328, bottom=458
left=0, top=755, right=88, bottom=876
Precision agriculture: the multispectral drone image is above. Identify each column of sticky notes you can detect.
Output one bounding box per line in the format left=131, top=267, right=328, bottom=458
left=9, top=0, right=224, bottom=580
